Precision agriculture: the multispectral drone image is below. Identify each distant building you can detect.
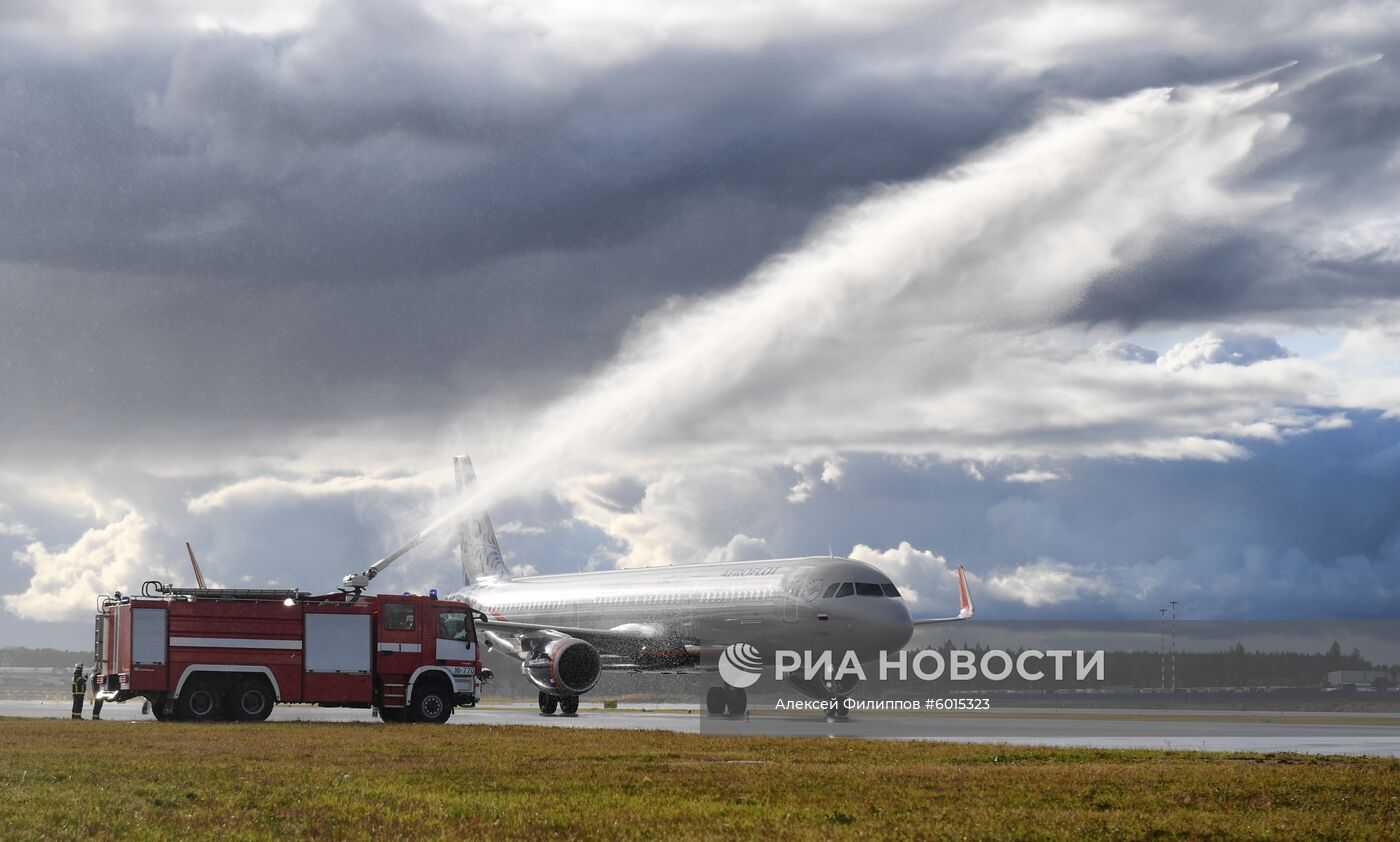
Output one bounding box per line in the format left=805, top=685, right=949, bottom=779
left=1324, top=670, right=1392, bottom=690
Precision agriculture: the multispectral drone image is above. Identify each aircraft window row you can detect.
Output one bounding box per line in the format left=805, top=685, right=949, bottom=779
left=822, top=582, right=901, bottom=598
left=500, top=600, right=567, bottom=611
left=497, top=589, right=781, bottom=612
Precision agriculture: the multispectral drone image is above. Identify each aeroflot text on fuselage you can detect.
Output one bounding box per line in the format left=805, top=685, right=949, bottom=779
left=774, top=649, right=1106, bottom=683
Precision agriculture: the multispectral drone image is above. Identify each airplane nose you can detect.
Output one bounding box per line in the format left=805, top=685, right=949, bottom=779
left=886, top=598, right=914, bottom=650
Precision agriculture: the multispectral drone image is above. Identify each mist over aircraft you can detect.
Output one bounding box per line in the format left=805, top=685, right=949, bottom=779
left=442, top=456, right=973, bottom=718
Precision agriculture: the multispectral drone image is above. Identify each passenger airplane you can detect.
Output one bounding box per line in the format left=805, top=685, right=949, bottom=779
left=437, top=456, right=974, bottom=718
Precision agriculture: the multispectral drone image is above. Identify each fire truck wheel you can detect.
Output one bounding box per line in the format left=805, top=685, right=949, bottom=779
left=559, top=695, right=580, bottom=716
left=228, top=677, right=275, bottom=722
left=537, top=691, right=558, bottom=715
left=409, top=682, right=452, bottom=724
left=150, top=700, right=177, bottom=722
left=177, top=678, right=223, bottom=722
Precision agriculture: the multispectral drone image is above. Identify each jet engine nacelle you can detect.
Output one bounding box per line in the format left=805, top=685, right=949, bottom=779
left=523, top=637, right=602, bottom=696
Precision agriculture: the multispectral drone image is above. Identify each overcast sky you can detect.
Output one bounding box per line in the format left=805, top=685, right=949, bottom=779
left=3, top=1, right=1399, bottom=648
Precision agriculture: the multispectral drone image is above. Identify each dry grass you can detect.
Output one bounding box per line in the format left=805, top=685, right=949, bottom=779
left=2, top=718, right=1398, bottom=840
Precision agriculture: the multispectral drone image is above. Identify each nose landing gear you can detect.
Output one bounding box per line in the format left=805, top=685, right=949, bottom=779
left=824, top=697, right=851, bottom=721
left=823, top=679, right=852, bottom=722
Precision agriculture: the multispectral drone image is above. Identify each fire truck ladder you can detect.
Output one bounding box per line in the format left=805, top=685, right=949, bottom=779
left=141, top=581, right=310, bottom=602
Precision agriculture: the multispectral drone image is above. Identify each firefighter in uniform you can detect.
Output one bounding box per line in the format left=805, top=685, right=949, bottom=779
left=70, top=664, right=85, bottom=719
left=89, top=669, right=103, bottom=720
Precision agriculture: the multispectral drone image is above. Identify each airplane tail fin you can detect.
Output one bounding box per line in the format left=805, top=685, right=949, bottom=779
left=454, top=455, right=510, bottom=585
left=911, top=564, right=975, bottom=625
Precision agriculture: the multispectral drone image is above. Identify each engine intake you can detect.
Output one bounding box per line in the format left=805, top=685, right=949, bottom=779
left=523, top=637, right=601, bottom=696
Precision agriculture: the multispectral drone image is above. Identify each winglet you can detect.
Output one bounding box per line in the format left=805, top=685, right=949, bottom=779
left=956, top=564, right=974, bottom=619
left=911, top=564, right=975, bottom=626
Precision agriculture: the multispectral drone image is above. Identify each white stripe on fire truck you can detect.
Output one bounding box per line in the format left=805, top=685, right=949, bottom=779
left=377, top=643, right=422, bottom=653
left=169, top=636, right=303, bottom=650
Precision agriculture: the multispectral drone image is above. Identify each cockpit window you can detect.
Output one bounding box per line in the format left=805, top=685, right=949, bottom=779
left=826, top=581, right=900, bottom=597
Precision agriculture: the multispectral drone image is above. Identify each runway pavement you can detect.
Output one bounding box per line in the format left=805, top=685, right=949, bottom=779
left=7, top=698, right=1400, bottom=756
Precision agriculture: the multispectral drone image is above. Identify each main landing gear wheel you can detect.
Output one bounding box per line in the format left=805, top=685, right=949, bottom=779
left=538, top=691, right=559, bottom=715
left=705, top=686, right=748, bottom=717
left=559, top=695, right=580, bottom=716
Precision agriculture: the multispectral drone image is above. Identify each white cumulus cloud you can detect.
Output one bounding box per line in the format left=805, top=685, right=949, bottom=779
left=1158, top=329, right=1294, bottom=371
left=848, top=541, right=961, bottom=608
left=3, top=506, right=178, bottom=622
left=984, top=558, right=1114, bottom=608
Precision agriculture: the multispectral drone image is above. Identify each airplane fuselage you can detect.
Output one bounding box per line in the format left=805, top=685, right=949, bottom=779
left=447, top=556, right=915, bottom=669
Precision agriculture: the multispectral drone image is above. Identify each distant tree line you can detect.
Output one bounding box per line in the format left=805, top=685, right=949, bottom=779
left=0, top=647, right=90, bottom=668
left=891, top=640, right=1395, bottom=691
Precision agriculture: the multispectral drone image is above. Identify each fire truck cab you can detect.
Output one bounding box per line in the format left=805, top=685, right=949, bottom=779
left=94, top=582, right=484, bottom=723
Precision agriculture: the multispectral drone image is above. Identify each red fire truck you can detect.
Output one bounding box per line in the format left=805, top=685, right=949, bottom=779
left=93, top=581, right=485, bottom=723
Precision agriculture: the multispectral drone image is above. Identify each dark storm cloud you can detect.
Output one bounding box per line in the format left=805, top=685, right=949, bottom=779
left=0, top=3, right=1045, bottom=453
left=1067, top=53, right=1400, bottom=328
left=2, top=4, right=1397, bottom=293
left=1, top=3, right=1397, bottom=457
left=1071, top=226, right=1400, bottom=329
left=0, top=6, right=1030, bottom=285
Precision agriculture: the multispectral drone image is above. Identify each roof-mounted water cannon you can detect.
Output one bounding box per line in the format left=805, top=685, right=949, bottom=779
left=340, top=572, right=371, bottom=594
left=340, top=543, right=412, bottom=596
left=341, top=540, right=411, bottom=594
left=339, top=543, right=413, bottom=596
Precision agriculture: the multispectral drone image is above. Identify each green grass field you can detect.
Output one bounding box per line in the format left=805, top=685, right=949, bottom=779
left=2, top=719, right=1397, bottom=840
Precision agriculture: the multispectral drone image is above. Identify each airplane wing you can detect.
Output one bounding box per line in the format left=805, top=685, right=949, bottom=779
left=476, top=617, right=662, bottom=649
left=911, top=564, right=975, bottom=625
left=475, top=617, right=695, bottom=671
